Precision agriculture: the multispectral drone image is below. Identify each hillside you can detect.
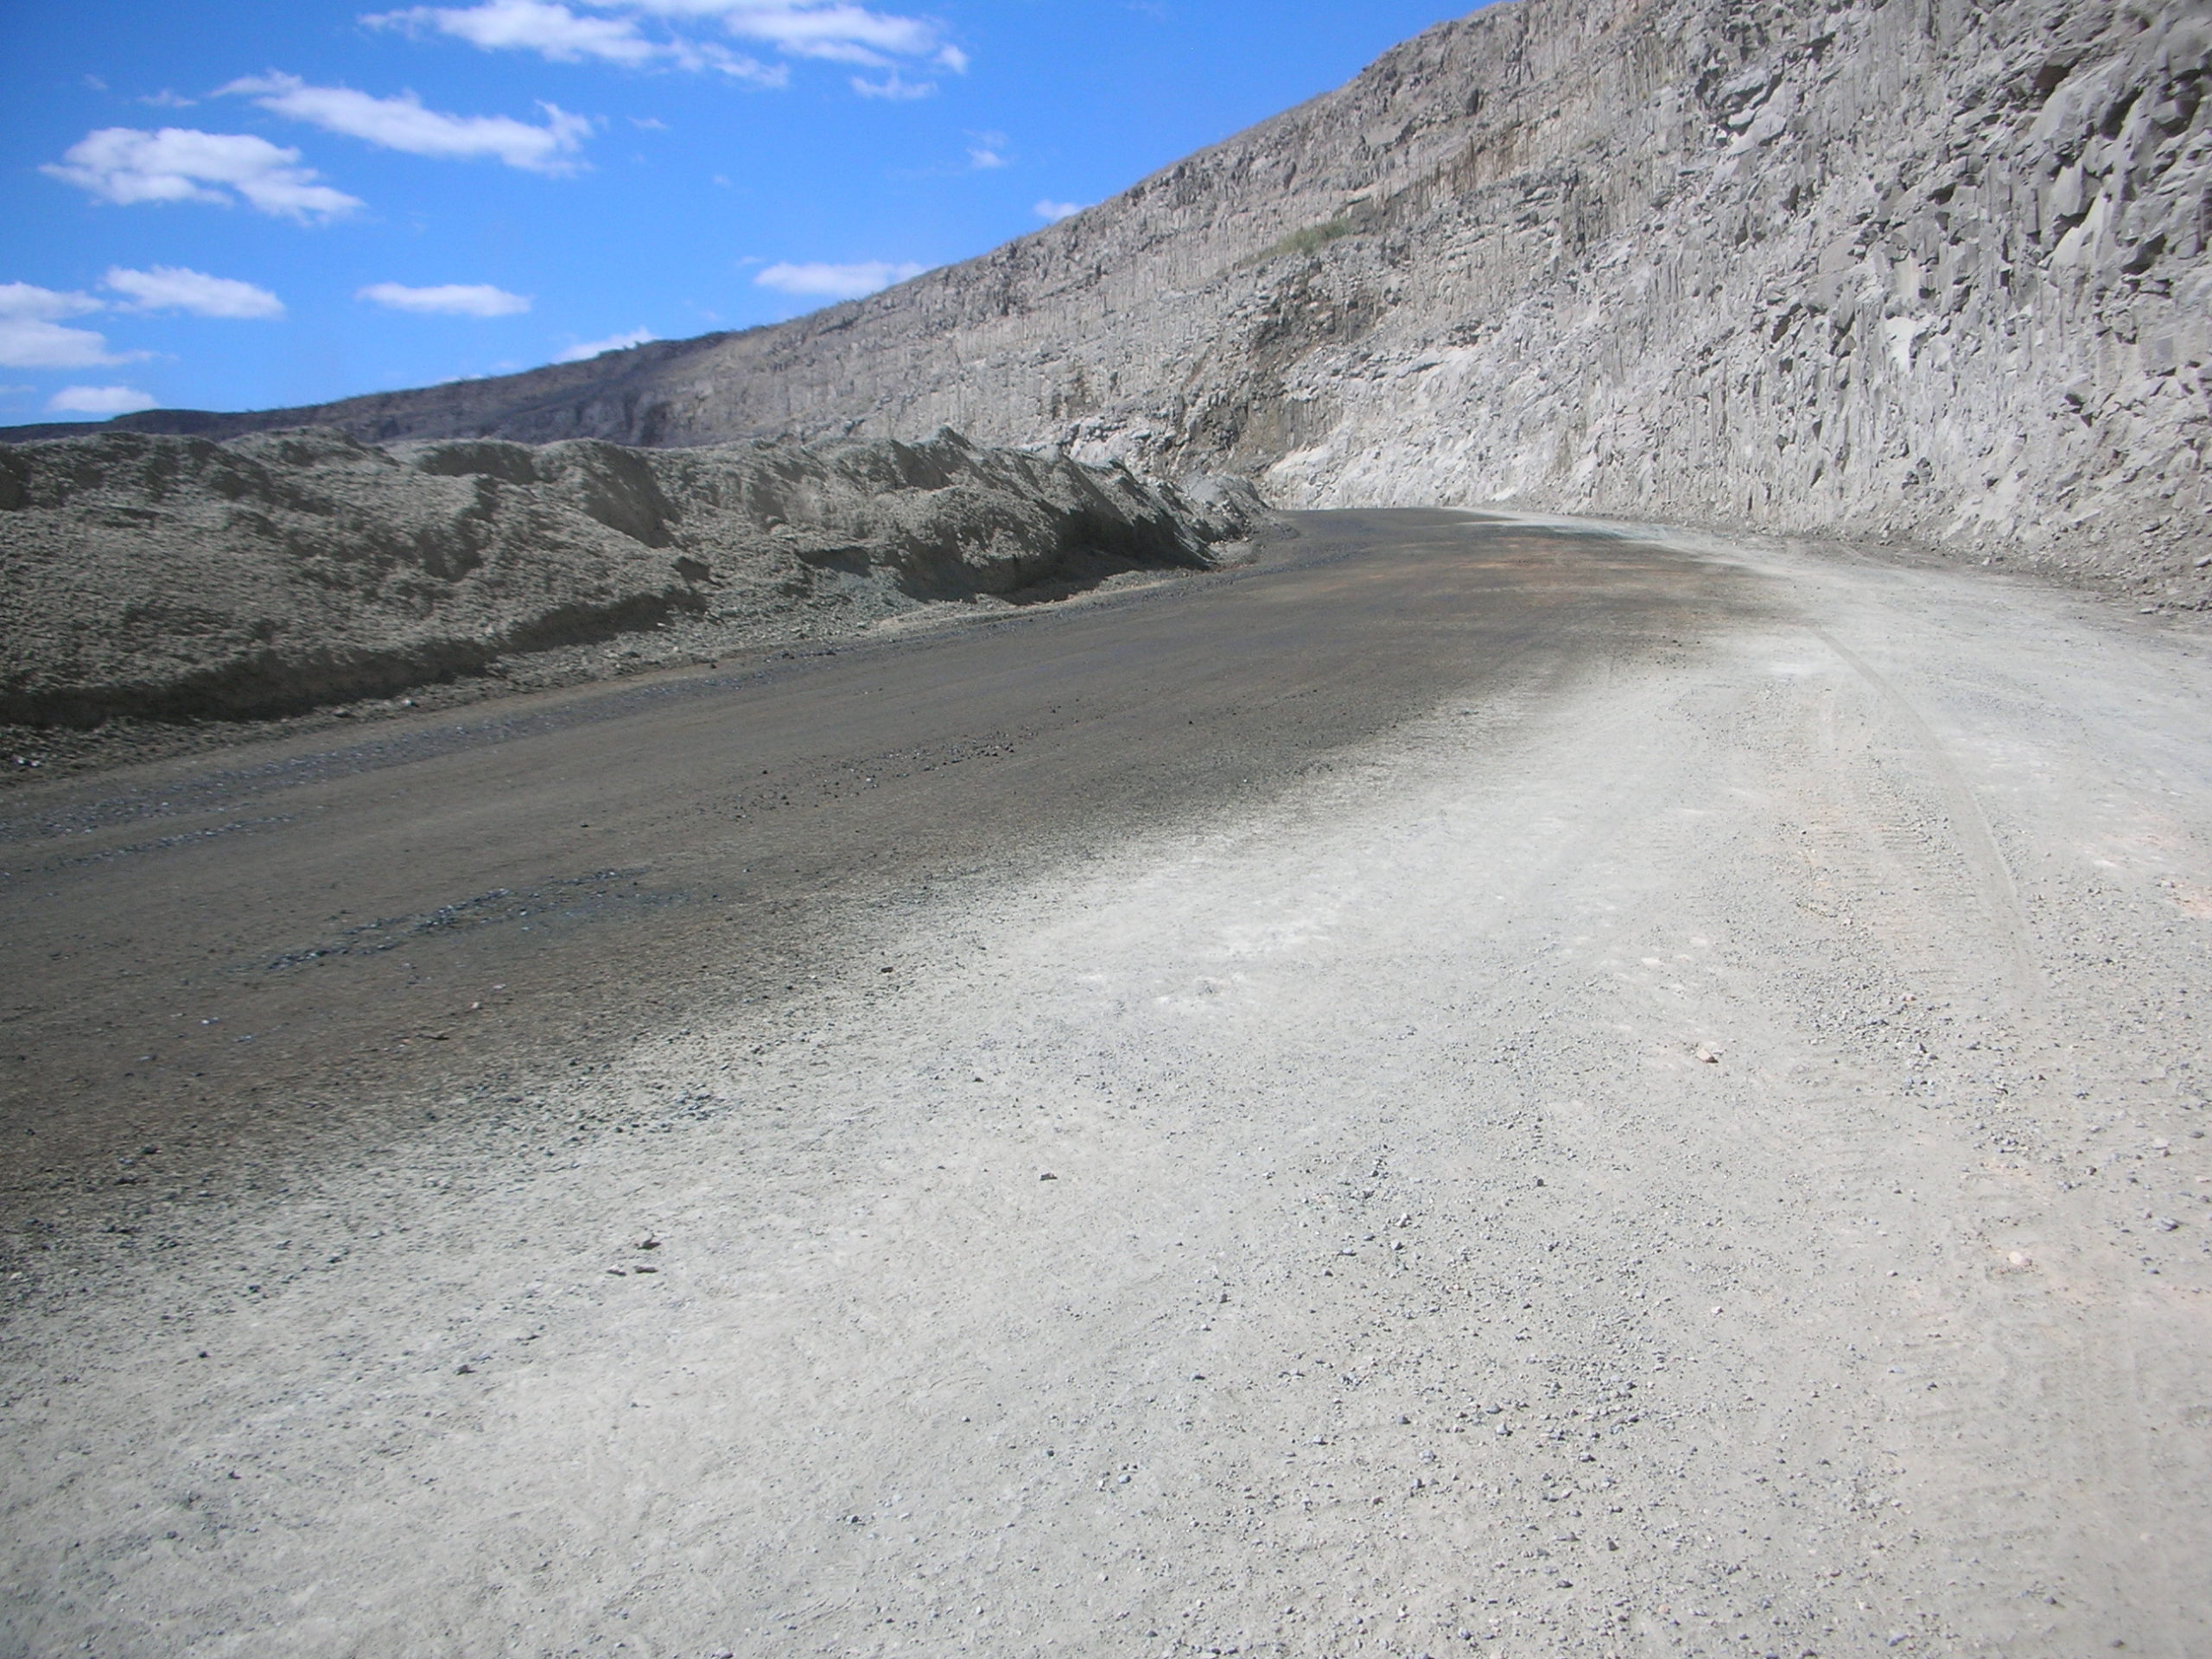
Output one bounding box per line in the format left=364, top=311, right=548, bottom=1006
left=11, top=0, right=2209, bottom=601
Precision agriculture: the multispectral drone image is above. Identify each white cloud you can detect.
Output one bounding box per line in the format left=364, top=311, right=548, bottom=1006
left=0, top=283, right=140, bottom=370
left=103, top=265, right=284, bottom=318
left=42, top=127, right=363, bottom=220
left=697, top=48, right=789, bottom=85
left=555, top=326, right=656, bottom=360
left=371, top=0, right=658, bottom=64
left=0, top=316, right=119, bottom=369
left=851, top=71, right=932, bottom=99
left=223, top=74, right=590, bottom=173
left=755, top=260, right=923, bottom=300
left=1034, top=199, right=1084, bottom=223
left=48, top=385, right=159, bottom=416
left=372, top=0, right=960, bottom=90
left=967, top=131, right=1008, bottom=168
left=702, top=1, right=944, bottom=66
left=138, top=90, right=197, bottom=108
left=0, top=283, right=103, bottom=322
left=359, top=281, right=532, bottom=315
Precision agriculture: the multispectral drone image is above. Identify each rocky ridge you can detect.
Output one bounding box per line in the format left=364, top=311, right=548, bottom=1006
left=0, top=428, right=1256, bottom=730
left=8, top=0, right=2209, bottom=602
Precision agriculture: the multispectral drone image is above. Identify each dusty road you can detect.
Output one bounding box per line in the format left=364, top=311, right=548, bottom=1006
left=3, top=512, right=2209, bottom=1657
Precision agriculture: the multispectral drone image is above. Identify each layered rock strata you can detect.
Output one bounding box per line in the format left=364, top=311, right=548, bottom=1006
left=0, top=429, right=1255, bottom=727
left=8, top=0, right=2208, bottom=599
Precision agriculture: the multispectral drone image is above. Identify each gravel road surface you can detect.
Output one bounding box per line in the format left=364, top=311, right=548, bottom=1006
left=3, top=511, right=2208, bottom=1657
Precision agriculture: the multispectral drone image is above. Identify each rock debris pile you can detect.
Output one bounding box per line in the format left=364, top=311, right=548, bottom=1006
left=0, top=427, right=1258, bottom=728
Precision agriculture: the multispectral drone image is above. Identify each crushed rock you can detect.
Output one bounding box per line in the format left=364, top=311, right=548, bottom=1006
left=0, top=425, right=1262, bottom=741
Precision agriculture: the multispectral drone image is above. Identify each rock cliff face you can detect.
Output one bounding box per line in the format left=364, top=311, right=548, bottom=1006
left=0, top=429, right=1253, bottom=727
left=16, top=0, right=2210, bottom=599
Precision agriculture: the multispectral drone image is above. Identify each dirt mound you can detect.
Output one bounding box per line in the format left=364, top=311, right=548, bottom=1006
left=0, top=427, right=1261, bottom=728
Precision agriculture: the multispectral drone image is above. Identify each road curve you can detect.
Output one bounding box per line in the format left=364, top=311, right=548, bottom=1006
left=3, top=511, right=2208, bottom=1657
left=0, top=512, right=1738, bottom=1178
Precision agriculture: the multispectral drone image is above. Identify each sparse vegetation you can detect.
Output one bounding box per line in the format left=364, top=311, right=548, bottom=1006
left=1263, top=215, right=1356, bottom=260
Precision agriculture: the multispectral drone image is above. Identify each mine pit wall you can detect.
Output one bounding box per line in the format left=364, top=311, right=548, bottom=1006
left=599, top=0, right=2212, bottom=601
left=1239, top=0, right=2211, bottom=606
left=779, top=0, right=2209, bottom=602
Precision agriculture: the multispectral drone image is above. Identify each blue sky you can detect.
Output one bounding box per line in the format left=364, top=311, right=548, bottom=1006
left=1, top=0, right=1476, bottom=423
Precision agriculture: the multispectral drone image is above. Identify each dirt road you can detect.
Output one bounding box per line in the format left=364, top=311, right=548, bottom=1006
left=3, top=512, right=2208, bottom=1657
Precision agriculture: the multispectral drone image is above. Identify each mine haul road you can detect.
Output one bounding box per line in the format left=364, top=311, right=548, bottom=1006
left=2, top=510, right=2208, bottom=1657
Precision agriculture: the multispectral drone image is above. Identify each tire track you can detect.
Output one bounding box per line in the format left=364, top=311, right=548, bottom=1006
left=1809, top=627, right=2044, bottom=1026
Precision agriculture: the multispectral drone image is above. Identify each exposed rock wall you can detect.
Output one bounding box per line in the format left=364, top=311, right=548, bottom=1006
left=13, top=0, right=2209, bottom=599
left=1246, top=0, right=2212, bottom=604
left=0, top=429, right=1255, bottom=727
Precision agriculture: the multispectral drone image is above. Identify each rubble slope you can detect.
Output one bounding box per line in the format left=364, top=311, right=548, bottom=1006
left=0, top=428, right=1255, bottom=727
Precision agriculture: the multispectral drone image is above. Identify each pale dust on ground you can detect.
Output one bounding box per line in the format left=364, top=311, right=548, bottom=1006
left=4, top=521, right=2209, bottom=1658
